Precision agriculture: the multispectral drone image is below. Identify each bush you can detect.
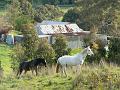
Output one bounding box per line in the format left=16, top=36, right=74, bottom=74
left=72, top=66, right=120, bottom=90
left=11, top=43, right=26, bottom=70
left=52, top=34, right=67, bottom=61
left=36, top=39, right=55, bottom=64
left=108, top=38, right=120, bottom=64
left=34, top=4, right=63, bottom=22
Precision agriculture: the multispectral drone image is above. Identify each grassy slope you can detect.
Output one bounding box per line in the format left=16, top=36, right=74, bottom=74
left=0, top=44, right=120, bottom=90
left=0, top=44, right=78, bottom=90
left=0, top=44, right=12, bottom=76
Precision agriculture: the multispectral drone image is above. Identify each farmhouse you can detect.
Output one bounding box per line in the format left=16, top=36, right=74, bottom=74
left=3, top=20, right=108, bottom=48
left=35, top=21, right=90, bottom=48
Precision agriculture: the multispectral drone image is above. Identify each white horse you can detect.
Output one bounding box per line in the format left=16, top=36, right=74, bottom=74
left=56, top=46, right=94, bottom=76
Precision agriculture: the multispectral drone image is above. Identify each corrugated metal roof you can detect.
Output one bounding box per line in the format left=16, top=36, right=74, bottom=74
left=35, top=22, right=83, bottom=35
left=41, top=20, right=70, bottom=25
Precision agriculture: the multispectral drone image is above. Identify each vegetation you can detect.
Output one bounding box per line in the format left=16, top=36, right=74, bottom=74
left=72, top=63, right=120, bottom=90
left=52, top=34, right=67, bottom=61
left=0, top=0, right=120, bottom=90
left=11, top=43, right=25, bottom=70
left=34, top=4, right=63, bottom=22
left=36, top=39, right=55, bottom=64
left=108, top=38, right=120, bottom=64
left=63, top=0, right=120, bottom=36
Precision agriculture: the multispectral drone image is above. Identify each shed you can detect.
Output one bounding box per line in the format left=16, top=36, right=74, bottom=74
left=35, top=21, right=90, bottom=48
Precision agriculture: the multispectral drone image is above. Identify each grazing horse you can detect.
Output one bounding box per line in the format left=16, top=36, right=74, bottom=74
left=56, top=46, right=94, bottom=76
left=17, top=58, right=47, bottom=77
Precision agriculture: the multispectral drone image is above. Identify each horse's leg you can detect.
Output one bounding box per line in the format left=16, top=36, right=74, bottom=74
left=24, top=70, right=27, bottom=75
left=16, top=69, right=20, bottom=77
left=35, top=67, right=38, bottom=76
left=18, top=69, right=23, bottom=78
left=62, top=66, right=67, bottom=77
left=76, top=64, right=81, bottom=74
left=31, top=67, right=34, bottom=75
left=76, top=65, right=79, bottom=73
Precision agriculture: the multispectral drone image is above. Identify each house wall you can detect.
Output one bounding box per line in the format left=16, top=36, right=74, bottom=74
left=49, top=35, right=84, bottom=49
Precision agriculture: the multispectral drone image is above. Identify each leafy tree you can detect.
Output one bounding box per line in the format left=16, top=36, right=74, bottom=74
left=41, top=0, right=74, bottom=5
left=108, top=38, right=120, bottom=64
left=36, top=39, right=55, bottom=64
left=11, top=43, right=26, bottom=70
left=34, top=4, right=63, bottom=22
left=19, top=0, right=35, bottom=18
left=21, top=22, right=40, bottom=60
left=7, top=0, right=34, bottom=27
left=63, top=0, right=120, bottom=36
left=14, top=15, right=33, bottom=32
left=7, top=0, right=22, bottom=27
left=52, top=34, right=67, bottom=61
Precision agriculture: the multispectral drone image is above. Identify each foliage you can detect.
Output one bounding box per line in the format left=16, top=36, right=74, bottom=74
left=63, top=0, right=120, bottom=36
left=21, top=23, right=40, bottom=60
left=0, top=44, right=120, bottom=90
left=34, top=4, right=63, bottom=22
left=7, top=0, right=22, bottom=27
left=62, top=7, right=80, bottom=23
left=41, top=0, right=74, bottom=5
left=0, top=44, right=12, bottom=76
left=86, top=40, right=107, bottom=63
left=108, top=38, right=120, bottom=64
left=11, top=43, right=25, bottom=70
left=72, top=65, right=120, bottom=90
left=36, top=39, right=55, bottom=64
left=14, top=15, right=33, bottom=32
left=19, top=0, right=35, bottom=18
left=52, top=34, right=67, bottom=60
left=7, top=0, right=34, bottom=27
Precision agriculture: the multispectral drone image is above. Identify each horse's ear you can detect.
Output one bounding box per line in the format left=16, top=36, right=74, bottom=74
left=90, top=43, right=93, bottom=48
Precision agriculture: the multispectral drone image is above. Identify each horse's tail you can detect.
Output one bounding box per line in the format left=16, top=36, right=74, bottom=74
left=56, top=60, right=60, bottom=73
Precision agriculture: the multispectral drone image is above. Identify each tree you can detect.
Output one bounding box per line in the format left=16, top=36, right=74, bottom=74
left=63, top=0, right=120, bottom=36
left=52, top=34, right=67, bottom=61
left=41, top=0, right=74, bottom=5
left=34, top=4, right=63, bottom=22
left=36, top=39, right=55, bottom=64
left=21, top=22, right=40, bottom=60
left=7, top=0, right=34, bottom=27
left=19, top=0, right=35, bottom=18
left=108, top=38, right=120, bottom=64
left=7, top=0, right=22, bottom=27
left=11, top=43, right=26, bottom=70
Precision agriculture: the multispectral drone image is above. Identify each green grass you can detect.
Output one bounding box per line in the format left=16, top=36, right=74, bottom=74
left=0, top=75, right=73, bottom=90
left=0, top=44, right=120, bottom=90
left=0, top=44, right=12, bottom=76
left=0, top=10, right=6, bottom=16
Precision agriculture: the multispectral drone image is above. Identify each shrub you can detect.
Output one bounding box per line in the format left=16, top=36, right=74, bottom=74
left=72, top=66, right=120, bottom=90
left=34, top=4, right=63, bottom=22
left=11, top=43, right=26, bottom=70
left=52, top=34, right=67, bottom=61
left=36, top=39, right=55, bottom=64
left=108, top=38, right=120, bottom=64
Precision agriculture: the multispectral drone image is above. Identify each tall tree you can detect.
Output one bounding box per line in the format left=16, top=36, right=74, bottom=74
left=52, top=34, right=67, bottom=61
left=34, top=4, right=63, bottom=22
left=63, top=0, right=120, bottom=36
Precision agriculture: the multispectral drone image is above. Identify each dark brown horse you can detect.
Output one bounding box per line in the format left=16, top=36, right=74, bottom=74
left=17, top=58, right=47, bottom=77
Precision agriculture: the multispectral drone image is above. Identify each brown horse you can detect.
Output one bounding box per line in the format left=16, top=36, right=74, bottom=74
left=17, top=58, right=47, bottom=77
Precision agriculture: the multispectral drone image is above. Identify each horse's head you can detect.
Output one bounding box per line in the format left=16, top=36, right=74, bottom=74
left=86, top=46, right=94, bottom=56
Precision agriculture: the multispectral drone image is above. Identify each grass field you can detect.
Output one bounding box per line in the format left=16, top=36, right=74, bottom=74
left=0, top=44, right=120, bottom=90
left=0, top=43, right=12, bottom=76
left=0, top=44, right=77, bottom=90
